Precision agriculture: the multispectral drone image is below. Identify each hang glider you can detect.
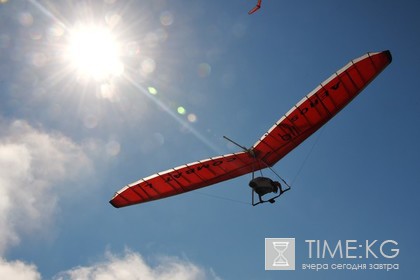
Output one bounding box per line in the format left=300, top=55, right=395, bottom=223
left=110, top=50, right=392, bottom=208
left=248, top=0, right=262, bottom=14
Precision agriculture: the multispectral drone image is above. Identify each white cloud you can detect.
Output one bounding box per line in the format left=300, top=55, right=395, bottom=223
left=1, top=250, right=218, bottom=280
left=0, top=258, right=41, bottom=280
left=0, top=121, right=221, bottom=280
left=54, top=250, right=216, bottom=280
left=0, top=120, right=92, bottom=254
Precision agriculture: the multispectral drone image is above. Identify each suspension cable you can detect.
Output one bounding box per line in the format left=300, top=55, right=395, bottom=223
left=194, top=191, right=251, bottom=205
left=291, top=127, right=324, bottom=185
left=258, top=159, right=292, bottom=189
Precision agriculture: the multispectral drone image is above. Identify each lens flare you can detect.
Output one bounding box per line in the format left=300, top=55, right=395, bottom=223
left=147, top=86, right=158, bottom=95
left=177, top=106, right=186, bottom=115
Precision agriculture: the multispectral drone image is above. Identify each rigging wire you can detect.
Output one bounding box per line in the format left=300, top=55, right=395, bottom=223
left=257, top=159, right=292, bottom=189
left=256, top=127, right=325, bottom=189
left=199, top=130, right=324, bottom=205
left=291, top=127, right=324, bottom=185
left=194, top=190, right=251, bottom=205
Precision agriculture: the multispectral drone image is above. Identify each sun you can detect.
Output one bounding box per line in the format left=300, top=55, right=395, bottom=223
left=66, top=25, right=124, bottom=81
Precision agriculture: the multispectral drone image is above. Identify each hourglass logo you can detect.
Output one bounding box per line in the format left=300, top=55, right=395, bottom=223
left=265, top=238, right=295, bottom=270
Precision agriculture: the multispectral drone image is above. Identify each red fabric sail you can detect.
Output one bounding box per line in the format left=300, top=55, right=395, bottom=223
left=252, top=50, right=392, bottom=166
left=248, top=0, right=262, bottom=15
left=110, top=152, right=259, bottom=207
left=110, top=50, right=392, bottom=208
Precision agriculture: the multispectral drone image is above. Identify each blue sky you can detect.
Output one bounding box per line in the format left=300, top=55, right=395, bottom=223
left=0, top=0, right=419, bottom=279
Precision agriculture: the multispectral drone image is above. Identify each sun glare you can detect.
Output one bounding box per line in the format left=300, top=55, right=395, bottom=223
left=66, top=25, right=123, bottom=80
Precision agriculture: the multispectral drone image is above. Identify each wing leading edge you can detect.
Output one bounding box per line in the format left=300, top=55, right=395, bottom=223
left=252, top=50, right=392, bottom=166
left=110, top=50, right=392, bottom=208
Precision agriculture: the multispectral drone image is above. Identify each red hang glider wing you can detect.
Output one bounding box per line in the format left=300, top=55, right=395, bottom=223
left=110, top=151, right=259, bottom=208
left=252, top=50, right=392, bottom=166
left=248, top=0, right=262, bottom=14
left=110, top=50, right=391, bottom=208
